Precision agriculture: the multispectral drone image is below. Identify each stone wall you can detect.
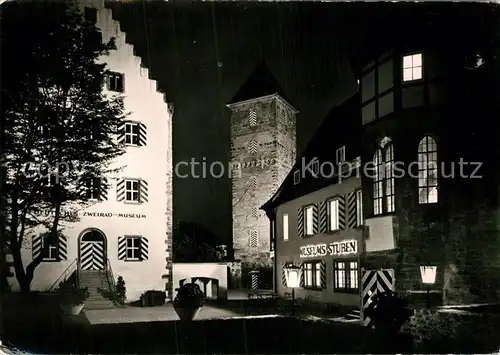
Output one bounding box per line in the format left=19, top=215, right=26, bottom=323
left=228, top=95, right=296, bottom=277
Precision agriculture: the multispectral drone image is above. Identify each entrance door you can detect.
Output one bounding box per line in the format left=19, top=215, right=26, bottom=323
left=80, top=230, right=106, bottom=270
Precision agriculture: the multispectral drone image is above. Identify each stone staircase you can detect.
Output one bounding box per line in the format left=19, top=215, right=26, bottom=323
left=344, top=309, right=361, bottom=321
left=79, top=270, right=117, bottom=310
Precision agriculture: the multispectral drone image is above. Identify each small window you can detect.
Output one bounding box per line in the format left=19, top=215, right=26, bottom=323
left=303, top=261, right=321, bottom=288
left=355, top=190, right=363, bottom=227
left=85, top=177, right=103, bottom=200
left=88, top=121, right=100, bottom=140
left=249, top=230, right=258, bottom=248
left=125, top=237, right=141, bottom=260
left=283, top=213, right=289, bottom=241
left=334, top=260, right=358, bottom=293
left=249, top=110, right=257, bottom=126
left=124, top=179, right=140, bottom=202
left=336, top=146, right=346, bottom=164
left=304, top=205, right=314, bottom=236
left=311, top=160, right=319, bottom=176
left=124, top=122, right=140, bottom=146
left=249, top=176, right=257, bottom=190
left=252, top=207, right=259, bottom=219
left=402, top=53, right=423, bottom=82
left=107, top=72, right=124, bottom=93
left=38, top=125, right=51, bottom=138
left=84, top=7, right=97, bottom=24
left=293, top=170, right=301, bottom=185
left=248, top=140, right=258, bottom=154
left=41, top=234, right=58, bottom=261
left=328, top=198, right=340, bottom=231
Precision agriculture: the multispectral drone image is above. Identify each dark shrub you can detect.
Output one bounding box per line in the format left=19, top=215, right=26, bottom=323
left=57, top=281, right=89, bottom=305
left=115, top=276, right=126, bottom=305
left=364, top=291, right=414, bottom=334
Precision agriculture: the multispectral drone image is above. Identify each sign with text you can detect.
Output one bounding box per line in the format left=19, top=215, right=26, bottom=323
left=33, top=210, right=146, bottom=219
left=299, top=239, right=358, bottom=258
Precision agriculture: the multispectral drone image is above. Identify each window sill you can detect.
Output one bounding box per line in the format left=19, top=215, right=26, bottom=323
left=333, top=288, right=359, bottom=294
left=42, top=258, right=61, bottom=263
left=303, top=286, right=323, bottom=291
left=124, top=144, right=141, bottom=148
left=124, top=258, right=142, bottom=262
left=325, top=229, right=342, bottom=235
left=366, top=212, right=395, bottom=219
left=123, top=201, right=142, bottom=205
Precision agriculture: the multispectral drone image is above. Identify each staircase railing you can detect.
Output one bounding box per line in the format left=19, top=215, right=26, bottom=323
left=105, top=258, right=118, bottom=303
left=48, top=258, right=78, bottom=291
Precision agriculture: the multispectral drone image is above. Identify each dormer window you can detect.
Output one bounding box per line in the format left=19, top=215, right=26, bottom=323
left=402, top=53, right=423, bottom=82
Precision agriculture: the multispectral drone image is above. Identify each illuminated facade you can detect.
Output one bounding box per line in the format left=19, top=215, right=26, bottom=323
left=6, top=0, right=174, bottom=304
left=263, top=94, right=364, bottom=307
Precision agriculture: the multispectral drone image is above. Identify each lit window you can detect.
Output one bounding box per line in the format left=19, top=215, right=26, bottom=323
left=303, top=261, right=321, bottom=288
left=355, top=190, right=363, bottom=226
left=124, top=122, right=140, bottom=146
left=283, top=214, right=289, bottom=241
left=336, top=146, right=346, bottom=164
left=334, top=261, right=358, bottom=293
left=304, top=206, right=314, bottom=235
left=328, top=199, right=339, bottom=231
left=373, top=137, right=395, bottom=215
left=418, top=136, right=438, bottom=204
left=402, top=53, right=423, bottom=82
left=249, top=230, right=258, bottom=248
left=124, top=179, right=140, bottom=202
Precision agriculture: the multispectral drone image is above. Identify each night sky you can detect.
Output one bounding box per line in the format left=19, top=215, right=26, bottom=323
left=108, top=2, right=491, bottom=243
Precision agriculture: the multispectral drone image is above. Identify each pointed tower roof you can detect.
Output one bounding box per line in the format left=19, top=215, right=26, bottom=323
left=228, top=61, right=295, bottom=107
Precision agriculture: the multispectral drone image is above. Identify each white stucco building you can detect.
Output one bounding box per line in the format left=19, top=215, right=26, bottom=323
left=6, top=0, right=174, bottom=304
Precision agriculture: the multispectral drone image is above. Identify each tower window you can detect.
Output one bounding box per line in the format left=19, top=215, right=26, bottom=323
left=249, top=230, right=258, bottom=248
left=249, top=110, right=257, bottom=126
left=402, top=53, right=423, bottom=82
left=252, top=207, right=259, bottom=219
left=248, top=140, right=258, bottom=154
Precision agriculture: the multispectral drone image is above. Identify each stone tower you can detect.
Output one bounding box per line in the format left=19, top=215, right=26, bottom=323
left=226, top=63, right=297, bottom=288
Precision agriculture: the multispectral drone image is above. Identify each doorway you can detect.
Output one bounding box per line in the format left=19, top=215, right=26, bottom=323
left=79, top=229, right=107, bottom=271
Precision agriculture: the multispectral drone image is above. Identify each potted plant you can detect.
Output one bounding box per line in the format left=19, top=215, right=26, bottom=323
left=173, top=283, right=205, bottom=321
left=58, top=280, right=89, bottom=315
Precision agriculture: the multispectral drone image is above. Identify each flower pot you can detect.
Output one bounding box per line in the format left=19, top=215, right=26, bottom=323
left=61, top=303, right=85, bottom=315
left=173, top=304, right=202, bottom=321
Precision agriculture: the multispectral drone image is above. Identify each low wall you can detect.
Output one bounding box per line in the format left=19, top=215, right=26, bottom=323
left=172, top=263, right=229, bottom=300
left=409, top=308, right=500, bottom=353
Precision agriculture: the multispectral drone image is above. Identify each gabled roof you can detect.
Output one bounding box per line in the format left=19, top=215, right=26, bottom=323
left=228, top=61, right=294, bottom=106
left=261, top=92, right=361, bottom=212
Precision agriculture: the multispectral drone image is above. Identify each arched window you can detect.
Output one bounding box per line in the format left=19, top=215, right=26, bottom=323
left=418, top=136, right=438, bottom=204
left=373, top=137, right=395, bottom=215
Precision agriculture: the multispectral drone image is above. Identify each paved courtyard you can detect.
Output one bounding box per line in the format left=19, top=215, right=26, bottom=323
left=83, top=303, right=281, bottom=324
